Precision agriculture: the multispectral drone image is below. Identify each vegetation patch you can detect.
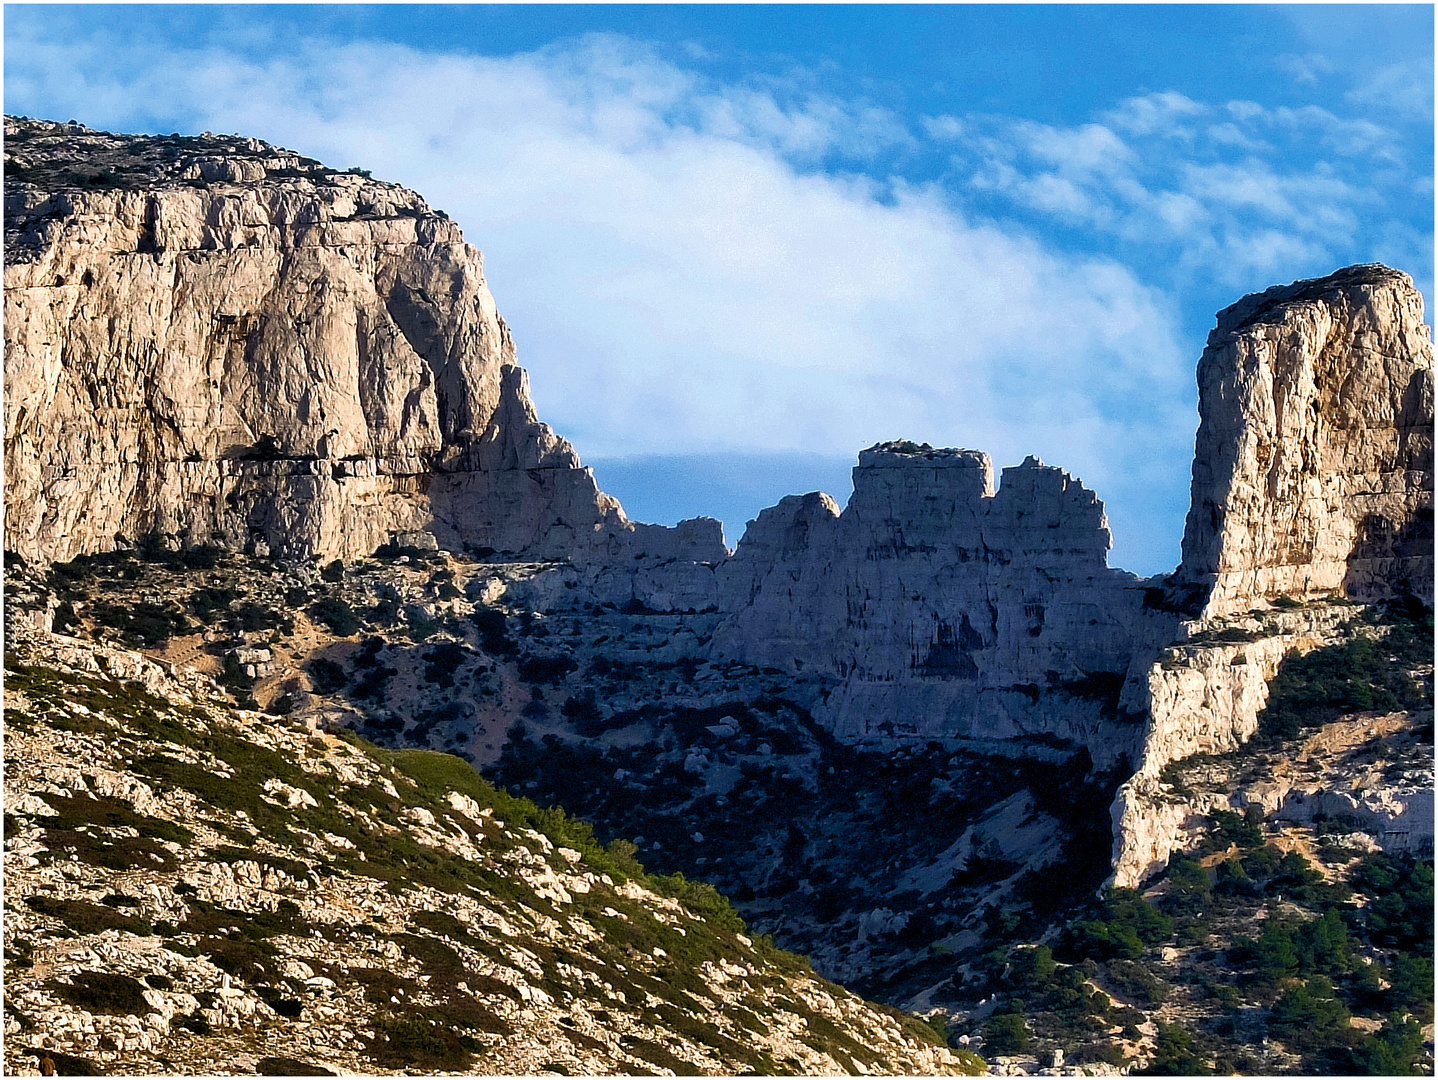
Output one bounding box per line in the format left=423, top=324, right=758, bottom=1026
left=369, top=1011, right=476, bottom=1072
left=48, top=972, right=149, bottom=1015
left=24, top=896, right=153, bottom=937
left=257, top=1056, right=335, bottom=1076
left=1259, top=610, right=1431, bottom=742
left=620, top=1034, right=701, bottom=1076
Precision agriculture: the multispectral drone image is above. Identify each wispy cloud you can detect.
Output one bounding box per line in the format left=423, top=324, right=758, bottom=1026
left=1346, top=59, right=1434, bottom=120
left=957, top=89, right=1422, bottom=292
left=2, top=30, right=1188, bottom=494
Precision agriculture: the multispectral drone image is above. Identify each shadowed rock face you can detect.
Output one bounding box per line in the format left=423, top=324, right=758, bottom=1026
left=1177, top=263, right=1434, bottom=616
left=3, top=117, right=726, bottom=566
left=707, top=443, right=1150, bottom=764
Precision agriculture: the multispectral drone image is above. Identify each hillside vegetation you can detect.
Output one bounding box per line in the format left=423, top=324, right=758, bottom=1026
left=2, top=622, right=976, bottom=1076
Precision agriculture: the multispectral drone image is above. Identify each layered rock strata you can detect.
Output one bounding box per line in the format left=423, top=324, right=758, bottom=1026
left=1177, top=264, right=1434, bottom=616
left=1109, top=604, right=1350, bottom=886
left=3, top=117, right=723, bottom=565
left=707, top=445, right=1150, bottom=764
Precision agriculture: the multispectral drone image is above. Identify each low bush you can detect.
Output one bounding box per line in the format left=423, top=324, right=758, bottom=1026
left=86, top=599, right=188, bottom=646
left=25, top=896, right=153, bottom=935
left=50, top=971, right=149, bottom=1014
left=305, top=657, right=348, bottom=694
left=517, top=654, right=577, bottom=684
left=984, top=1011, right=1031, bottom=1054
left=258, top=1057, right=334, bottom=1076
left=309, top=597, right=360, bottom=636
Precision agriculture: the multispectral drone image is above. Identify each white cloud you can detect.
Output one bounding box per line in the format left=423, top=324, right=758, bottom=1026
left=2, top=29, right=1190, bottom=520
left=1346, top=60, right=1433, bottom=122
left=1100, top=91, right=1206, bottom=138
left=1275, top=52, right=1336, bottom=87
left=921, top=114, right=964, bottom=141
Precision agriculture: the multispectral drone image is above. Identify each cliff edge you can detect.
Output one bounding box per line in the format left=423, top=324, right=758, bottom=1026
left=1176, top=263, right=1433, bottom=616
left=3, top=118, right=725, bottom=565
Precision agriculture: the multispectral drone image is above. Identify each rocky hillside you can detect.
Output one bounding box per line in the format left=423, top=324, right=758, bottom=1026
left=2, top=620, right=977, bottom=1076
left=4, top=118, right=1433, bottom=1075
left=3, top=543, right=1124, bottom=1012
left=948, top=605, right=1433, bottom=1075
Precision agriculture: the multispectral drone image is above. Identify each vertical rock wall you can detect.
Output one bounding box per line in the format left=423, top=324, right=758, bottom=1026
left=708, top=444, right=1149, bottom=762
left=3, top=118, right=726, bottom=565
left=1177, top=264, right=1434, bottom=617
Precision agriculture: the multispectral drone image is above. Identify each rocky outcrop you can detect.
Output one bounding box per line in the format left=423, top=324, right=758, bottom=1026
left=3, top=117, right=723, bottom=565
left=1109, top=604, right=1349, bottom=886
left=1112, top=702, right=1433, bottom=889
left=708, top=444, right=1150, bottom=763
left=1177, top=264, right=1434, bottom=617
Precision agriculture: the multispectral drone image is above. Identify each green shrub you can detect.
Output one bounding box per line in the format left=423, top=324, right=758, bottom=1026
left=1269, top=977, right=1352, bottom=1049
left=188, top=587, right=238, bottom=622
left=471, top=608, right=516, bottom=656
left=620, top=1033, right=701, bottom=1075
left=308, top=597, right=360, bottom=636
left=1259, top=616, right=1429, bottom=742
left=1294, top=909, right=1354, bottom=977
left=1139, top=1021, right=1212, bottom=1075
left=86, top=599, right=188, bottom=645
left=370, top=1012, right=475, bottom=1071
left=1009, top=944, right=1057, bottom=990
left=18, top=1048, right=101, bottom=1076
left=258, top=1057, right=335, bottom=1076
left=24, top=896, right=153, bottom=936
left=1206, top=808, right=1264, bottom=850
left=1104, top=959, right=1170, bottom=1006
left=305, top=657, right=348, bottom=694
left=1350, top=854, right=1433, bottom=951
left=422, top=642, right=470, bottom=688
left=984, top=1011, right=1031, bottom=1054
left=1350, top=1017, right=1427, bottom=1076
left=517, top=654, right=577, bottom=684
left=1385, top=955, right=1434, bottom=1022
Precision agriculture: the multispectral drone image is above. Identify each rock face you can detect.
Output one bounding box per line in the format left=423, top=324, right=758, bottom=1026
left=1109, top=604, right=1350, bottom=886
left=708, top=444, right=1149, bottom=763
left=1177, top=264, right=1434, bottom=616
left=3, top=117, right=724, bottom=565
left=5, top=119, right=1435, bottom=904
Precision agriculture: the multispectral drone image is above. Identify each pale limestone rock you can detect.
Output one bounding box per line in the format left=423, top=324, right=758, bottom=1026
left=1109, top=604, right=1355, bottom=887
left=1178, top=264, right=1434, bottom=616
left=708, top=444, right=1148, bottom=762
left=1, top=118, right=702, bottom=564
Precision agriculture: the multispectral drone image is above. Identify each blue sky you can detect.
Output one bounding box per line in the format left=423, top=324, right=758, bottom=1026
left=6, top=5, right=1433, bottom=572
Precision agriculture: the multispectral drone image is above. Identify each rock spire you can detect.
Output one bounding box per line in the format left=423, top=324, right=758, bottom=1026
left=1176, top=263, right=1434, bottom=616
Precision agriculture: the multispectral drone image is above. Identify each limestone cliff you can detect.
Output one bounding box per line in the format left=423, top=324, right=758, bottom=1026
left=1109, top=603, right=1350, bottom=886
left=1177, top=264, right=1434, bottom=616
left=6, top=118, right=1434, bottom=906
left=708, top=444, right=1150, bottom=764
left=3, top=117, right=725, bottom=565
